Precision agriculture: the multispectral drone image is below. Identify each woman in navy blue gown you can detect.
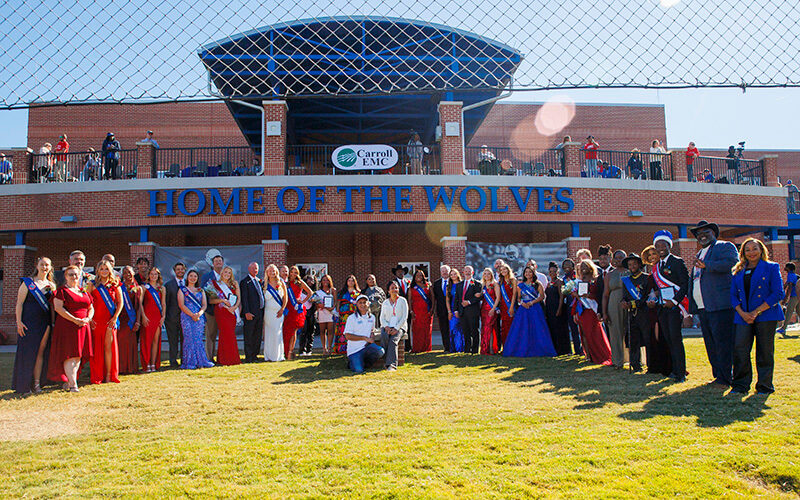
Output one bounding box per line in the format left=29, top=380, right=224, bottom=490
left=445, top=268, right=465, bottom=353
left=12, top=257, right=56, bottom=394
left=503, top=266, right=557, bottom=358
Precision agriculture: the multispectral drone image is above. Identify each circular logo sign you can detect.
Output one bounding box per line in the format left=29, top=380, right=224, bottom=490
left=332, top=145, right=398, bottom=170
left=336, top=148, right=358, bottom=168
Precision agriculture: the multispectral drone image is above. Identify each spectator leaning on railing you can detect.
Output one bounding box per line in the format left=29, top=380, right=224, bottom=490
left=141, top=130, right=160, bottom=148
left=649, top=139, right=667, bottom=180
left=0, top=153, right=12, bottom=184
left=54, top=134, right=69, bottom=182
left=584, top=135, right=599, bottom=177
left=786, top=180, right=799, bottom=214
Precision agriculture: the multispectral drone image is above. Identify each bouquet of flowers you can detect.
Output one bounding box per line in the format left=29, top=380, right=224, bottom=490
left=561, top=278, right=578, bottom=295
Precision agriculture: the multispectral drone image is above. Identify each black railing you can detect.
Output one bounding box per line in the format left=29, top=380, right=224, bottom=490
left=464, top=146, right=562, bottom=176
left=586, top=150, right=673, bottom=180
left=155, top=147, right=259, bottom=177
left=692, top=156, right=764, bottom=186
left=286, top=144, right=440, bottom=175
left=789, top=189, right=800, bottom=214
left=29, top=149, right=138, bottom=182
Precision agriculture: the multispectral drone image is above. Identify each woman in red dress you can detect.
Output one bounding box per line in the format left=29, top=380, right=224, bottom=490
left=284, top=265, right=314, bottom=360
left=497, top=264, right=518, bottom=351
left=85, top=260, right=123, bottom=384
left=211, top=266, right=242, bottom=366
left=571, top=260, right=613, bottom=366
left=48, top=265, right=94, bottom=392
left=139, top=267, right=166, bottom=372
left=480, top=267, right=501, bottom=355
left=117, top=266, right=142, bottom=374
left=409, top=269, right=434, bottom=353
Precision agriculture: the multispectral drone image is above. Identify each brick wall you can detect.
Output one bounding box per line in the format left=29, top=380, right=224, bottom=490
left=1, top=246, right=39, bottom=342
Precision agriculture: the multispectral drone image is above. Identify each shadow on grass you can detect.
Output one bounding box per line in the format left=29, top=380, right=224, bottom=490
left=790, top=354, right=800, bottom=365
left=271, top=354, right=362, bottom=384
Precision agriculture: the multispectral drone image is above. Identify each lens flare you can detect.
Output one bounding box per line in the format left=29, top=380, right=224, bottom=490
left=534, top=96, right=576, bottom=137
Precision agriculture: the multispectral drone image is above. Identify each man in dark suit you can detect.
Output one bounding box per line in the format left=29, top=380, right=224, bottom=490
left=651, top=230, right=690, bottom=382
left=688, top=220, right=739, bottom=386
left=163, top=262, right=186, bottom=368
left=200, top=254, right=225, bottom=361
left=387, top=264, right=411, bottom=298
left=456, top=265, right=482, bottom=354
left=431, top=264, right=451, bottom=352
left=240, top=261, right=265, bottom=363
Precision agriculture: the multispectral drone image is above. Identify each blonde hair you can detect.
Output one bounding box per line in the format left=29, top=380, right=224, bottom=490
left=733, top=238, right=771, bottom=274
left=579, top=259, right=599, bottom=280
left=220, top=266, right=237, bottom=290
left=641, top=245, right=657, bottom=265
left=480, top=267, right=495, bottom=286
left=95, top=260, right=120, bottom=286
left=576, top=248, right=593, bottom=262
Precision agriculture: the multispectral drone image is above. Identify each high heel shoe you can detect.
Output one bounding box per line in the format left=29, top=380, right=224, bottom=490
left=33, top=381, right=42, bottom=393
left=69, top=385, right=79, bottom=393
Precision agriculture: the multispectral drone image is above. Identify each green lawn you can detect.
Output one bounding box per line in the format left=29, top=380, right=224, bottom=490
left=1, top=337, right=799, bottom=499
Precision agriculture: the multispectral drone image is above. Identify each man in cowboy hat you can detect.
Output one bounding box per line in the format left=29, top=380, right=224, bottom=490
left=688, top=220, right=738, bottom=387
left=387, top=264, right=410, bottom=298
left=620, top=253, right=649, bottom=372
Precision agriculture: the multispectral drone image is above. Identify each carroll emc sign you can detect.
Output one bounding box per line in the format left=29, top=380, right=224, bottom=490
left=331, top=145, right=398, bottom=170
left=147, top=186, right=575, bottom=216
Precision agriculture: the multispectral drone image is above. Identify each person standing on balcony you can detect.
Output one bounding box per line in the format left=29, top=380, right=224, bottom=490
left=583, top=136, right=599, bottom=177
left=627, top=149, right=644, bottom=179
left=555, top=135, right=570, bottom=175
left=0, top=153, right=12, bottom=184
left=82, top=148, right=101, bottom=181
left=649, top=140, right=666, bottom=180
left=408, top=132, right=424, bottom=174
left=102, top=132, right=121, bottom=180
left=141, top=130, right=160, bottom=148
left=725, top=146, right=738, bottom=184
left=54, top=134, right=69, bottom=182
left=36, top=142, right=52, bottom=182
left=686, top=142, right=700, bottom=182
left=786, top=180, right=799, bottom=214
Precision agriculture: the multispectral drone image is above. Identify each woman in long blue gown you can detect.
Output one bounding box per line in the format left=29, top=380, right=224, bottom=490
left=503, top=266, right=557, bottom=358
left=445, top=268, right=465, bottom=353
left=177, top=270, right=214, bottom=369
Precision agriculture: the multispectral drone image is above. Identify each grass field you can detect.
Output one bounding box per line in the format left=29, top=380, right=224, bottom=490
left=1, top=337, right=799, bottom=499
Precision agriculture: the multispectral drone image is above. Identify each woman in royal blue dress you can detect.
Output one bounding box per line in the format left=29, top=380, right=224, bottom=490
left=177, top=269, right=214, bottom=370
left=503, top=266, right=557, bottom=358
left=445, top=268, right=465, bottom=353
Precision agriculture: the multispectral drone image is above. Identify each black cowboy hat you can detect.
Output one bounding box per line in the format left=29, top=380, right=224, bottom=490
left=391, top=264, right=409, bottom=275
left=689, top=220, right=720, bottom=238
left=621, top=253, right=644, bottom=270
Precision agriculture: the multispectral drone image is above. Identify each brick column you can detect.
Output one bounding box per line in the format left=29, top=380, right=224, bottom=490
left=438, top=101, right=464, bottom=175
left=672, top=238, right=698, bottom=265
left=765, top=240, right=790, bottom=276
left=353, top=233, right=372, bottom=282
left=440, top=236, right=466, bottom=273
left=262, top=239, right=289, bottom=270
left=760, top=155, right=779, bottom=187
left=670, top=149, right=688, bottom=182
left=262, top=100, right=288, bottom=176
left=136, top=141, right=156, bottom=179
left=1, top=245, right=39, bottom=343
left=563, top=142, right=583, bottom=178
left=562, top=237, right=591, bottom=260
left=11, top=147, right=33, bottom=184
left=129, top=241, right=157, bottom=268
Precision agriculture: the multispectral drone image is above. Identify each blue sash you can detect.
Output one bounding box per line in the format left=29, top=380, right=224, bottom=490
left=266, top=283, right=288, bottom=316
left=519, top=283, right=537, bottom=303
left=620, top=276, right=641, bottom=301
left=21, top=277, right=49, bottom=312
left=413, top=285, right=431, bottom=311
left=120, top=283, right=137, bottom=330
left=96, top=283, right=120, bottom=329
left=286, top=283, right=303, bottom=314
left=180, top=286, right=203, bottom=311
left=499, top=282, right=512, bottom=309
left=145, top=284, right=163, bottom=314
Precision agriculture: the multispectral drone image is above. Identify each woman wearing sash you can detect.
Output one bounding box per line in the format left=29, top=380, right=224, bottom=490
left=445, top=268, right=465, bottom=353
left=85, top=260, right=123, bottom=384
left=298, top=273, right=318, bottom=357
left=212, top=266, right=241, bottom=366
left=177, top=269, right=214, bottom=369
left=479, top=267, right=501, bottom=355
left=333, top=275, right=360, bottom=355
left=284, top=266, right=313, bottom=360
left=497, top=264, right=517, bottom=350
left=139, top=267, right=166, bottom=372
left=602, top=250, right=629, bottom=368
left=642, top=245, right=672, bottom=376
left=48, top=265, right=94, bottom=392
left=503, top=266, right=557, bottom=358
left=263, top=264, right=288, bottom=362
left=409, top=269, right=434, bottom=353
left=315, top=274, right=337, bottom=355
left=12, top=257, right=56, bottom=394
left=571, top=260, right=613, bottom=365
left=545, top=262, right=571, bottom=356
left=118, top=266, right=142, bottom=374
left=561, top=259, right=583, bottom=356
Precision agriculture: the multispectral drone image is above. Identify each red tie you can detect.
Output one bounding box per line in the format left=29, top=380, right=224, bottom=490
left=463, top=279, right=470, bottom=301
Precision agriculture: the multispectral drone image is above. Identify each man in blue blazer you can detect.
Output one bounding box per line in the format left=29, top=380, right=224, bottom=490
left=688, top=220, right=739, bottom=386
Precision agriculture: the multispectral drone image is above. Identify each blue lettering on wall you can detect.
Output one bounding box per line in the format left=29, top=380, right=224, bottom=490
left=208, top=188, right=243, bottom=215
left=488, top=186, right=508, bottom=212
left=246, top=187, right=265, bottom=214
left=277, top=186, right=306, bottom=214
left=509, top=187, right=534, bottom=212
left=425, top=186, right=458, bottom=212
left=309, top=186, right=326, bottom=213
left=556, top=187, right=574, bottom=213
left=459, top=186, right=487, bottom=213
left=338, top=186, right=360, bottom=213
left=394, top=186, right=412, bottom=213
left=177, top=189, right=206, bottom=216
left=364, top=186, right=391, bottom=213
left=536, top=187, right=555, bottom=213
left=148, top=190, right=176, bottom=216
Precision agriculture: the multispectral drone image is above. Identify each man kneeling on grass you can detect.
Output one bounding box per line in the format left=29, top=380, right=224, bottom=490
left=345, top=295, right=385, bottom=374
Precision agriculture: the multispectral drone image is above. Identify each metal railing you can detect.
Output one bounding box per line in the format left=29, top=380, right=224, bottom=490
left=464, top=146, right=562, bottom=176
left=285, top=144, right=441, bottom=175
left=584, top=150, right=673, bottom=180
left=692, top=156, right=764, bottom=185
left=29, top=149, right=137, bottom=182
left=789, top=189, right=800, bottom=214
left=154, top=146, right=259, bottom=177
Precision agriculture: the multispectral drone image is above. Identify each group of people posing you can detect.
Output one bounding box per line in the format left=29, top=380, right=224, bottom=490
left=9, top=219, right=786, bottom=393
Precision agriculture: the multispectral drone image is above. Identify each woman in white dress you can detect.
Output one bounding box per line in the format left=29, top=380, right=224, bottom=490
left=262, top=264, right=288, bottom=362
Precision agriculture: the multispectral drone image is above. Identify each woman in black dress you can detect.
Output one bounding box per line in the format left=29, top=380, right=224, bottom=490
left=642, top=245, right=672, bottom=376
left=544, top=262, right=571, bottom=355
left=11, top=257, right=56, bottom=394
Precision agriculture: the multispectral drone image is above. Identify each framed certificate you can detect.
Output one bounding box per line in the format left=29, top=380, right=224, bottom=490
left=323, top=295, right=334, bottom=309
left=578, top=282, right=589, bottom=296
left=660, top=286, right=675, bottom=302
left=228, top=295, right=238, bottom=307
